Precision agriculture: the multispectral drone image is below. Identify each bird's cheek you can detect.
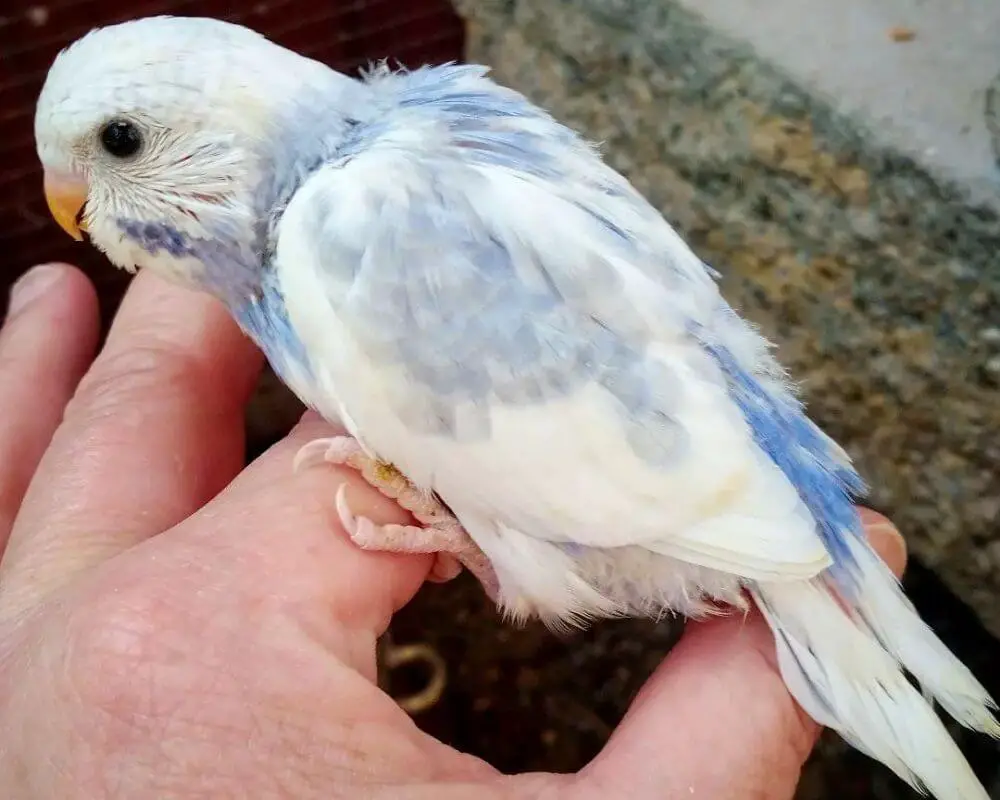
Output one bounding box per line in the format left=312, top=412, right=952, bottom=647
left=83, top=216, right=140, bottom=273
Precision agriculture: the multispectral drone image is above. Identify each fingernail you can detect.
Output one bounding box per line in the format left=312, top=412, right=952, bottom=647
left=7, top=265, right=63, bottom=317
left=868, top=522, right=908, bottom=577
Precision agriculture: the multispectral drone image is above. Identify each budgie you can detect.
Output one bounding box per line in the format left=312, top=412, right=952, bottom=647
left=34, top=16, right=998, bottom=799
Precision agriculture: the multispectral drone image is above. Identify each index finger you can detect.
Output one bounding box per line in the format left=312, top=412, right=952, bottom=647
left=0, top=271, right=263, bottom=618
left=577, top=510, right=907, bottom=799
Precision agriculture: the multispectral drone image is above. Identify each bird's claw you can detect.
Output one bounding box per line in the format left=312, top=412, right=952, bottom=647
left=335, top=483, right=470, bottom=585
left=292, top=435, right=364, bottom=473
left=295, top=434, right=498, bottom=595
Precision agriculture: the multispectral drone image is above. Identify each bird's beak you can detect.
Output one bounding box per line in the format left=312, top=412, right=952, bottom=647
left=43, top=171, right=89, bottom=242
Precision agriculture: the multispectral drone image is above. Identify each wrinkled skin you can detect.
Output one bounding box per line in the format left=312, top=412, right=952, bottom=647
left=0, top=263, right=907, bottom=799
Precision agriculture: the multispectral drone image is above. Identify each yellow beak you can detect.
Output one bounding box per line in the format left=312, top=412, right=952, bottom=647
left=43, top=171, right=89, bottom=241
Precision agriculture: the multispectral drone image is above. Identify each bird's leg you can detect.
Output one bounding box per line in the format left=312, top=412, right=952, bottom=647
left=294, top=436, right=498, bottom=598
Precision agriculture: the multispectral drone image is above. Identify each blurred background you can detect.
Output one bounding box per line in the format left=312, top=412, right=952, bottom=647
left=1, top=0, right=998, bottom=796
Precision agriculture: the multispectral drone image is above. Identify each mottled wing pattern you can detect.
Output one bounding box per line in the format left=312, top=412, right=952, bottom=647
left=275, top=63, right=866, bottom=587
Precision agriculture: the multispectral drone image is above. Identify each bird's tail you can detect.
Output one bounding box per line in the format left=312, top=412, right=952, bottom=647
left=751, top=535, right=999, bottom=800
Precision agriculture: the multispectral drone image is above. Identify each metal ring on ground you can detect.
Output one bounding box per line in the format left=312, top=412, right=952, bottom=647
left=383, top=642, right=448, bottom=715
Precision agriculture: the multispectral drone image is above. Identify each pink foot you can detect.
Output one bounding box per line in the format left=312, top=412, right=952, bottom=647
left=294, top=436, right=498, bottom=598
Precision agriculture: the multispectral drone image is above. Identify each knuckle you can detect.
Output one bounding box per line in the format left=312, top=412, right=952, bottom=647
left=65, top=340, right=205, bottom=426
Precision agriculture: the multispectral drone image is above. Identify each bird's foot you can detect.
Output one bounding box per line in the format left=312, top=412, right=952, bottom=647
left=294, top=436, right=498, bottom=597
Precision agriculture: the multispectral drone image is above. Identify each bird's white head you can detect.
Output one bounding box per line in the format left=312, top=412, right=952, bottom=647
left=35, top=15, right=362, bottom=296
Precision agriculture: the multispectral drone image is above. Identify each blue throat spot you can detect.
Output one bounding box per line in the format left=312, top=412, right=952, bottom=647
left=120, top=219, right=194, bottom=259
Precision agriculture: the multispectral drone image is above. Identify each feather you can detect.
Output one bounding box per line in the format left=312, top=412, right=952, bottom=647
left=274, top=159, right=833, bottom=583
left=753, top=575, right=995, bottom=800
left=844, top=536, right=999, bottom=736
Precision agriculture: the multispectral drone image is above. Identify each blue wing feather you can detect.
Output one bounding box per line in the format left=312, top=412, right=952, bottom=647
left=700, top=331, right=868, bottom=585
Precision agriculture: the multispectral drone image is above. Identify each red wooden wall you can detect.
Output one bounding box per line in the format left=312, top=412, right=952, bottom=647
left=0, top=1, right=465, bottom=316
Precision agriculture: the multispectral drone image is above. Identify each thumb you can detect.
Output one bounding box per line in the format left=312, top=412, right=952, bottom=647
left=857, top=507, right=908, bottom=577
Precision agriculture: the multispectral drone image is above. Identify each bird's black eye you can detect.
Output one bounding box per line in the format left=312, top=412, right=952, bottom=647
left=99, top=119, right=142, bottom=158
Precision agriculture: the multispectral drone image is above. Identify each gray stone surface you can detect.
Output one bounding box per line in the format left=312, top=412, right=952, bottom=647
left=674, top=0, right=1000, bottom=207
left=451, top=0, right=1000, bottom=639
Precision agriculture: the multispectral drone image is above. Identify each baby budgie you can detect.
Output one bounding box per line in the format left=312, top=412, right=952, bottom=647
left=34, top=16, right=998, bottom=799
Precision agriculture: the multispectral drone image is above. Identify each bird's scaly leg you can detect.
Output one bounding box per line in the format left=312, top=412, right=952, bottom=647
left=294, top=436, right=498, bottom=598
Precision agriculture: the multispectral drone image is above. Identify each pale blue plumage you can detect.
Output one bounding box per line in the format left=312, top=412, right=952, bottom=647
left=34, top=19, right=999, bottom=800
left=118, top=216, right=313, bottom=387
left=697, top=324, right=868, bottom=583
left=237, top=277, right=313, bottom=388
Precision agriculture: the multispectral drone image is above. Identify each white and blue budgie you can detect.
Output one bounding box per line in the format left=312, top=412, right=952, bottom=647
left=34, top=16, right=998, bottom=799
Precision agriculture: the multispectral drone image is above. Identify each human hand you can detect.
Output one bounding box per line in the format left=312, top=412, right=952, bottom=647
left=0, top=263, right=907, bottom=799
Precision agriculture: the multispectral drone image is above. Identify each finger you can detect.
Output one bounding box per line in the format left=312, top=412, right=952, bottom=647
left=0, top=265, right=99, bottom=552
left=159, top=411, right=434, bottom=681
left=857, top=507, right=908, bottom=576
left=578, top=510, right=907, bottom=799
left=0, top=271, right=263, bottom=616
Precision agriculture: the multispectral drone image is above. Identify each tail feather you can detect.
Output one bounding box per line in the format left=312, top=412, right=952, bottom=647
left=844, top=536, right=1000, bottom=737
left=752, top=547, right=999, bottom=800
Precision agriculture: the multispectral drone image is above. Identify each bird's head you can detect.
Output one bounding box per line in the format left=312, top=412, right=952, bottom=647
left=35, top=15, right=360, bottom=297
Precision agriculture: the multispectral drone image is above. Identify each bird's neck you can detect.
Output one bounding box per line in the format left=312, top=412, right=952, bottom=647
left=197, top=70, right=370, bottom=304
left=201, top=77, right=366, bottom=382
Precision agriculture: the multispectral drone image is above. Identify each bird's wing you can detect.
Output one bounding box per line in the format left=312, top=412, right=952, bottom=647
left=271, top=66, right=861, bottom=584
